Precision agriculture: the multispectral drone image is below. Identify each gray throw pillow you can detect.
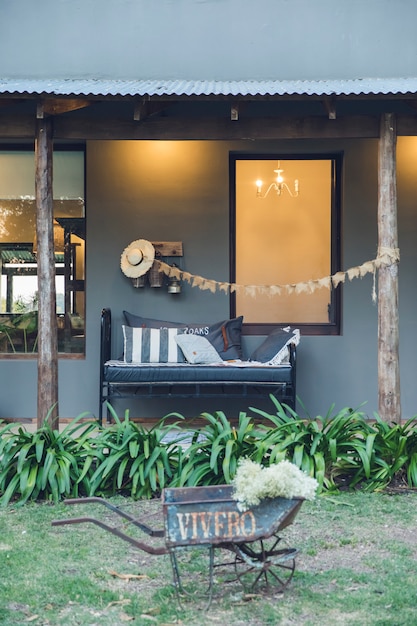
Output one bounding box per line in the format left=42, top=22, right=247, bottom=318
left=174, top=334, right=223, bottom=364
left=250, top=328, right=300, bottom=365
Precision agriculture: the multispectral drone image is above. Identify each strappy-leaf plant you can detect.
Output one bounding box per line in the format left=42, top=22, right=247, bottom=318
left=2, top=400, right=417, bottom=504
left=174, top=410, right=261, bottom=486
left=86, top=405, right=186, bottom=499
left=251, top=397, right=380, bottom=492
left=405, top=426, right=417, bottom=487
left=0, top=413, right=97, bottom=505
left=362, top=414, right=417, bottom=491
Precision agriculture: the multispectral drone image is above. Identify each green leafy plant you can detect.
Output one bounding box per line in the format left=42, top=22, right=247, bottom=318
left=0, top=413, right=97, bottom=505
left=251, top=397, right=383, bottom=492
left=174, top=410, right=261, bottom=486
left=2, top=401, right=417, bottom=505
left=406, top=430, right=417, bottom=487
left=0, top=311, right=38, bottom=353
left=86, top=405, right=185, bottom=499
left=361, top=415, right=417, bottom=491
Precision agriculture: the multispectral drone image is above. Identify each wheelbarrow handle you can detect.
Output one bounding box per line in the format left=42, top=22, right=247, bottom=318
left=52, top=516, right=167, bottom=555
left=62, top=496, right=164, bottom=537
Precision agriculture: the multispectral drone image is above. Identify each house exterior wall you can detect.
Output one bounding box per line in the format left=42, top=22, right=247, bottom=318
left=1, top=137, right=416, bottom=421
left=1, top=0, right=417, bottom=82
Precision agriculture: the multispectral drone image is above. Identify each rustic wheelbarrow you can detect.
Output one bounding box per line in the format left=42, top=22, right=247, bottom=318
left=52, top=485, right=304, bottom=606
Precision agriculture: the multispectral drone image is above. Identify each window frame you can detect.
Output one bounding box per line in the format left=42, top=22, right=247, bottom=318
left=229, top=152, right=342, bottom=336
left=0, top=242, right=66, bottom=312
left=0, top=142, right=86, bottom=356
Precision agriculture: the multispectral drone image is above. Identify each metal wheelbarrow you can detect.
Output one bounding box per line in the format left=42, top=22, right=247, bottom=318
left=52, top=485, right=304, bottom=606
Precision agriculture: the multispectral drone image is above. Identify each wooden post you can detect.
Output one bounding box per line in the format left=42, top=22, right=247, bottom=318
left=35, top=115, right=59, bottom=429
left=377, top=113, right=400, bottom=422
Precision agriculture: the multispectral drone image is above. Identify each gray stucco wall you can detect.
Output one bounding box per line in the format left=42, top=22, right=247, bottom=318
left=1, top=137, right=416, bottom=422
left=1, top=0, right=417, bottom=81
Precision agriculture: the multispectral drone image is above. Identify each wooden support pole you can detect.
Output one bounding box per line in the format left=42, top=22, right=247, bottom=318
left=35, top=115, right=59, bottom=429
left=377, top=112, right=401, bottom=422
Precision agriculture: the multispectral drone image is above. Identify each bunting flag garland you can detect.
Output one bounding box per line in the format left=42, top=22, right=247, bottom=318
left=155, top=247, right=400, bottom=301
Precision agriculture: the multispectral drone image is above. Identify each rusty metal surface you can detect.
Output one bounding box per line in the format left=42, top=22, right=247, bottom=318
left=162, top=485, right=304, bottom=548
left=52, top=515, right=167, bottom=555
left=62, top=497, right=164, bottom=537
left=53, top=490, right=303, bottom=554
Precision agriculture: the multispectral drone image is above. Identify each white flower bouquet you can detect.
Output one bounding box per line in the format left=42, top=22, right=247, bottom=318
left=232, top=458, right=318, bottom=511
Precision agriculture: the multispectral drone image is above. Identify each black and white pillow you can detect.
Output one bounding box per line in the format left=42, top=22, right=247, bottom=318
left=123, top=310, right=243, bottom=360
left=123, top=326, right=185, bottom=363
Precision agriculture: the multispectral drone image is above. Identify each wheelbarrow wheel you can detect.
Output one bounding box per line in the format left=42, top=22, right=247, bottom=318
left=232, top=533, right=297, bottom=592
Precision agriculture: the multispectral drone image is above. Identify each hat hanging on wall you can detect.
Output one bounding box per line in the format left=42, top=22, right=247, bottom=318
left=120, top=239, right=155, bottom=278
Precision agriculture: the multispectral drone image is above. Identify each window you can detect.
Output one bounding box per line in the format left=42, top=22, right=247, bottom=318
left=230, top=154, right=342, bottom=335
left=0, top=147, right=85, bottom=354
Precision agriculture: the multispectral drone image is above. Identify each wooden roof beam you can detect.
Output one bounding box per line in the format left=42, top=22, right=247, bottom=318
left=5, top=112, right=417, bottom=140
left=404, top=99, right=417, bottom=112
left=0, top=98, right=27, bottom=108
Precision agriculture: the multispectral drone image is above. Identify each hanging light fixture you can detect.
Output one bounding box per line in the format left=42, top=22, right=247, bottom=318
left=255, top=161, right=299, bottom=199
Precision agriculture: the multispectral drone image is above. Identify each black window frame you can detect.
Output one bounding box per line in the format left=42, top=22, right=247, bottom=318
left=0, top=142, right=87, bottom=355
left=229, top=152, right=343, bottom=336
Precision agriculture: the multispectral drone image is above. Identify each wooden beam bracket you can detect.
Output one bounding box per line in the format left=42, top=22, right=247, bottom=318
left=36, top=102, right=45, bottom=119
left=38, top=98, right=91, bottom=117
left=231, top=103, right=239, bottom=121
left=322, top=96, right=337, bottom=120
left=134, top=99, right=148, bottom=122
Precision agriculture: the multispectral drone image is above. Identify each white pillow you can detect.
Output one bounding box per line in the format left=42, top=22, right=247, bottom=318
left=174, top=334, right=223, bottom=364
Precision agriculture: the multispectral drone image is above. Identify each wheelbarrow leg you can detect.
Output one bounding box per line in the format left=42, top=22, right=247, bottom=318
left=169, top=545, right=215, bottom=610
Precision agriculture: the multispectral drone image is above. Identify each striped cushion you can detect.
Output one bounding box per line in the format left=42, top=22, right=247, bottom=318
left=123, top=326, right=185, bottom=363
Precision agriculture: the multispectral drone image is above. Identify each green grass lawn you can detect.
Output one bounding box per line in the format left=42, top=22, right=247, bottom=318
left=1, top=491, right=417, bottom=625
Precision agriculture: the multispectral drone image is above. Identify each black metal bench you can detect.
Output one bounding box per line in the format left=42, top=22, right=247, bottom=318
left=99, top=308, right=296, bottom=423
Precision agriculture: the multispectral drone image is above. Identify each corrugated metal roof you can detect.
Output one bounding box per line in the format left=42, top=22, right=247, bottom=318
left=1, top=77, right=417, bottom=98
left=1, top=250, right=64, bottom=264
left=1, top=250, right=35, bottom=263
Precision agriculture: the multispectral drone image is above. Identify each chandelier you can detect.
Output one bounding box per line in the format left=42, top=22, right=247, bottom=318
left=255, top=161, right=299, bottom=199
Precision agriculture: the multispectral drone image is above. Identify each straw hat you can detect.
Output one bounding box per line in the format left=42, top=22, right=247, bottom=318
left=120, top=239, right=155, bottom=278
